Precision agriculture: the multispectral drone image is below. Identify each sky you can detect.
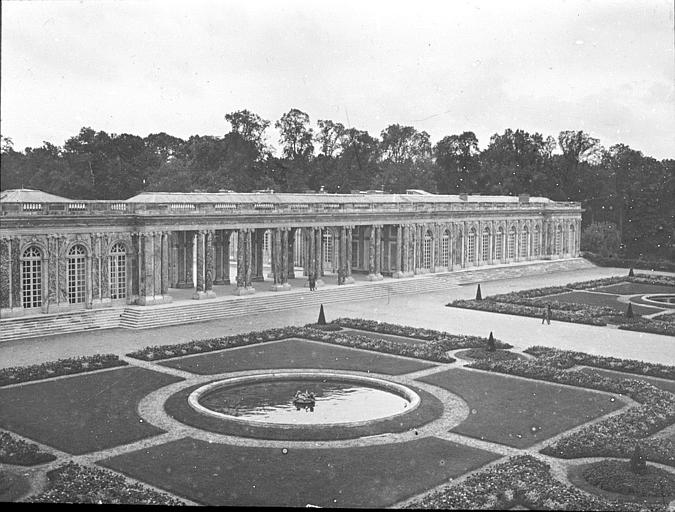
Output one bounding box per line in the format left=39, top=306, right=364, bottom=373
left=2, top=0, right=674, bottom=159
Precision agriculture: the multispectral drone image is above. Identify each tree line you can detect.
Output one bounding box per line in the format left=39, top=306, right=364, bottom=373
left=1, top=108, right=672, bottom=259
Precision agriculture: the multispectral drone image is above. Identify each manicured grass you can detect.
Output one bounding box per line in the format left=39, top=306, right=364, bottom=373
left=579, top=367, right=675, bottom=395
left=419, top=368, right=624, bottom=448
left=547, top=291, right=660, bottom=316
left=164, top=382, right=443, bottom=441
left=100, top=436, right=500, bottom=507
left=160, top=338, right=435, bottom=375
left=594, top=283, right=675, bottom=295
left=0, top=367, right=183, bottom=455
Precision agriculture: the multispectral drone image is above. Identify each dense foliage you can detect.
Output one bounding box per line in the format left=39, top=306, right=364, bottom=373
left=2, top=112, right=672, bottom=259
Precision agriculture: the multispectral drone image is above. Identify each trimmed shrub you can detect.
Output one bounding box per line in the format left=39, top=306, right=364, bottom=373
left=0, top=432, right=56, bottom=466
left=0, top=354, right=127, bottom=387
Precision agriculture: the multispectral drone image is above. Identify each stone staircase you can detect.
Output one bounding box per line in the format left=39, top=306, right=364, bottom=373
left=1, top=258, right=594, bottom=339
left=0, top=308, right=123, bottom=343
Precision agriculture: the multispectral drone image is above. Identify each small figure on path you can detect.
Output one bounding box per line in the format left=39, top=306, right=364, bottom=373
left=545, top=304, right=552, bottom=325
left=308, top=274, right=316, bottom=291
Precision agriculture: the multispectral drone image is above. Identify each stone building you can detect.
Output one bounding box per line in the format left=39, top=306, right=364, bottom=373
left=0, top=189, right=581, bottom=318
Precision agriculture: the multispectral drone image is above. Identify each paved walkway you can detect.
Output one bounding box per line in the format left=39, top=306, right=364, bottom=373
left=1, top=266, right=673, bottom=367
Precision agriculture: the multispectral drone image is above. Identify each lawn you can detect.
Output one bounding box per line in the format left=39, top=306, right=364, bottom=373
left=0, top=367, right=183, bottom=454
left=159, top=338, right=436, bottom=375
left=419, top=368, right=625, bottom=448
left=546, top=291, right=660, bottom=316
left=164, top=381, right=443, bottom=441
left=99, top=436, right=500, bottom=507
left=594, top=283, right=675, bottom=295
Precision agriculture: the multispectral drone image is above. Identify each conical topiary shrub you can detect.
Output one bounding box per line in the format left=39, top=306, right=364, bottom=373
left=630, top=443, right=647, bottom=475
left=487, top=331, right=496, bottom=352
left=628, top=267, right=635, bottom=277
left=317, top=304, right=326, bottom=325
left=476, top=284, right=482, bottom=301
left=626, top=302, right=634, bottom=319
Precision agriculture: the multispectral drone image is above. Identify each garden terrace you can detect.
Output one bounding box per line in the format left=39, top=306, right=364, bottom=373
left=447, top=273, right=675, bottom=335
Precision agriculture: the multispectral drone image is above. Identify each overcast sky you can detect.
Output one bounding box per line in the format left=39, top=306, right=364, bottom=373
left=2, top=0, right=674, bottom=159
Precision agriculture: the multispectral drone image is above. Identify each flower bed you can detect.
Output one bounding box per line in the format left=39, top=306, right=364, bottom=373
left=0, top=354, right=127, bottom=387
left=522, top=347, right=675, bottom=380
left=0, top=432, right=56, bottom=466
left=568, top=274, right=675, bottom=290
left=449, top=299, right=608, bottom=325
left=455, top=348, right=522, bottom=362
left=128, top=323, right=457, bottom=363
left=29, top=461, right=185, bottom=505
left=407, top=455, right=660, bottom=510
left=467, top=355, right=675, bottom=465
left=331, top=318, right=513, bottom=349
left=618, top=318, right=675, bottom=337
left=580, top=460, right=675, bottom=498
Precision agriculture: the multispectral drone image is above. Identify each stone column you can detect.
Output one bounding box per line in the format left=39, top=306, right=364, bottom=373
left=161, top=232, right=170, bottom=296
left=214, top=230, right=231, bottom=285
left=136, top=232, right=171, bottom=305
left=374, top=225, right=382, bottom=276
left=169, top=233, right=179, bottom=287
left=47, top=235, right=59, bottom=311
left=345, top=226, right=354, bottom=283
left=287, top=228, right=296, bottom=279
left=0, top=238, right=12, bottom=314
left=461, top=223, right=466, bottom=268
left=281, top=228, right=290, bottom=286
left=193, top=230, right=205, bottom=297
left=176, top=231, right=194, bottom=289
left=235, top=229, right=255, bottom=295
left=250, top=229, right=265, bottom=282
left=271, top=228, right=291, bottom=291
left=315, top=227, right=324, bottom=279
left=203, top=230, right=216, bottom=298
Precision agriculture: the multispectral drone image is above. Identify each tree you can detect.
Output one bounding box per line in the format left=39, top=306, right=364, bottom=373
left=275, top=109, right=314, bottom=160
left=434, top=132, right=480, bottom=193
left=557, top=130, right=602, bottom=200
left=225, top=109, right=270, bottom=157
left=378, top=124, right=434, bottom=192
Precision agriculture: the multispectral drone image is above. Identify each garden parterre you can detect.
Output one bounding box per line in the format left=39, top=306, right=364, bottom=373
left=447, top=273, right=675, bottom=334
left=0, top=432, right=56, bottom=466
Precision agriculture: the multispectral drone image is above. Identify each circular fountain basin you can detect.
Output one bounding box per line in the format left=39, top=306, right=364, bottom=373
left=639, top=294, right=675, bottom=308
left=189, top=372, right=420, bottom=427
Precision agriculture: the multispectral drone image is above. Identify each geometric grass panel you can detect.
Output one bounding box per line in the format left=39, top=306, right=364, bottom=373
left=159, top=338, right=436, bottom=375
left=0, top=367, right=183, bottom=455
left=100, top=436, right=500, bottom=507
left=419, top=368, right=625, bottom=448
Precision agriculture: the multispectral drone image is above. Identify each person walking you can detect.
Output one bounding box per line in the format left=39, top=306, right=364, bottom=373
left=308, top=274, right=316, bottom=291
left=545, top=304, right=552, bottom=325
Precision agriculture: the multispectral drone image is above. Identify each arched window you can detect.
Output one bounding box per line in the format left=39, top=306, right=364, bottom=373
left=555, top=225, right=563, bottom=255
left=467, top=228, right=477, bottom=263
left=109, top=243, right=126, bottom=300
left=322, top=230, right=333, bottom=266
left=533, top=226, right=541, bottom=257
left=520, top=226, right=529, bottom=258
left=495, top=227, right=504, bottom=260
left=21, top=246, right=42, bottom=308
left=423, top=230, right=433, bottom=269
left=507, top=226, right=516, bottom=259
left=481, top=228, right=490, bottom=262
left=441, top=230, right=450, bottom=267
left=68, top=244, right=86, bottom=304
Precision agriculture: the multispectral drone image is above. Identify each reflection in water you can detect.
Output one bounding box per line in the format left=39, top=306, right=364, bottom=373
left=199, top=378, right=410, bottom=425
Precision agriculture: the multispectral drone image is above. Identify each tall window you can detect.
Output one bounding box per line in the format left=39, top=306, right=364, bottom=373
left=467, top=228, right=477, bottom=263
left=507, top=226, right=516, bottom=259
left=423, top=230, right=433, bottom=269
left=569, top=225, right=576, bottom=254
left=520, top=227, right=528, bottom=258
left=351, top=237, right=360, bottom=269
left=555, top=225, right=563, bottom=255
left=109, top=243, right=126, bottom=300
left=322, top=230, right=333, bottom=266
left=21, top=247, right=42, bottom=308
left=495, top=228, right=504, bottom=260
left=481, top=228, right=490, bottom=262
left=68, top=245, right=86, bottom=304
left=533, top=226, right=541, bottom=256
left=441, top=230, right=449, bottom=267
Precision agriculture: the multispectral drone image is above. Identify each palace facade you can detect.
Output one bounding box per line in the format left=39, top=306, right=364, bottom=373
left=0, top=189, right=582, bottom=318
